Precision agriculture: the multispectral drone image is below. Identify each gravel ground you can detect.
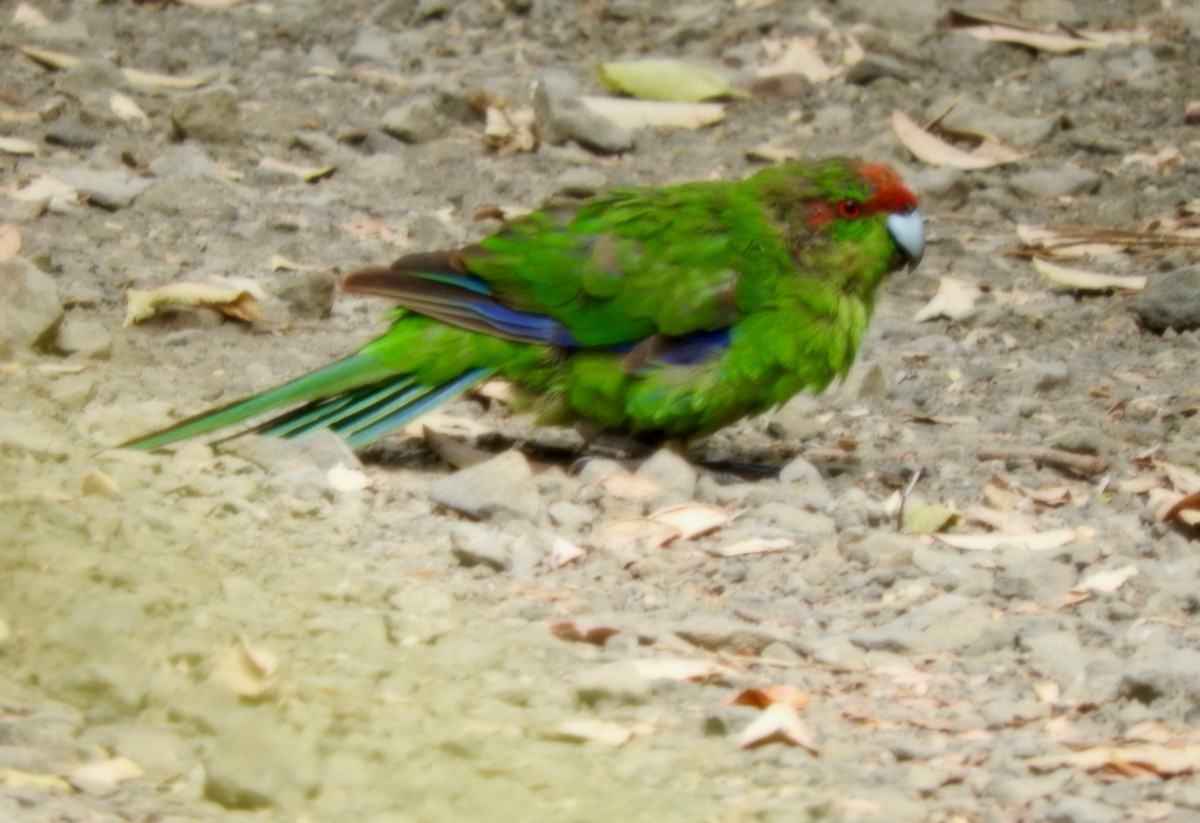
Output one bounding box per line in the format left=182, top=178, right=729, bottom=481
left=2, top=1, right=1200, bottom=822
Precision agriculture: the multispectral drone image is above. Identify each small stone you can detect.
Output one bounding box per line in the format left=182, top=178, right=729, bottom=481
left=1026, top=361, right=1071, bottom=393
left=534, top=76, right=633, bottom=155
left=55, top=317, right=113, bottom=359
left=1042, top=797, right=1122, bottom=823
left=574, top=662, right=653, bottom=706
left=274, top=269, right=336, bottom=319
left=1050, top=426, right=1113, bottom=456
left=56, top=168, right=151, bottom=210
left=841, top=532, right=919, bottom=570
left=554, top=168, right=608, bottom=198
left=429, top=449, right=542, bottom=521
left=1009, top=166, right=1102, bottom=200
left=1119, top=649, right=1200, bottom=709
left=1132, top=267, right=1200, bottom=332
left=44, top=114, right=101, bottom=148
left=635, top=448, right=696, bottom=499
left=845, top=54, right=916, bottom=85
left=346, top=29, right=394, bottom=63
left=768, top=395, right=825, bottom=443
left=938, top=100, right=1056, bottom=147
left=381, top=96, right=442, bottom=143
left=449, top=523, right=512, bottom=572
left=224, top=430, right=361, bottom=473
left=0, top=411, right=69, bottom=460
left=170, top=86, right=242, bottom=144
left=0, top=258, right=62, bottom=356
left=673, top=615, right=791, bottom=655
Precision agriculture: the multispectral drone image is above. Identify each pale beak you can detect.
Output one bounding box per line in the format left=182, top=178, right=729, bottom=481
left=886, top=209, right=925, bottom=267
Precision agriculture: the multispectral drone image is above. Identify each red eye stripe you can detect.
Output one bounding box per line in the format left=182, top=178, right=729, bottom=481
left=859, top=163, right=918, bottom=214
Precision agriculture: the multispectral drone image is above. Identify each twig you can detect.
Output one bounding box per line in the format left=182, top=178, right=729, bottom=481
left=896, top=469, right=922, bottom=532
left=977, top=447, right=1109, bottom=477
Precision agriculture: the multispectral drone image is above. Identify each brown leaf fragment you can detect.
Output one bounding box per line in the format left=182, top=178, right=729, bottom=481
left=648, top=503, right=729, bottom=540
left=259, top=157, right=336, bottom=182
left=0, top=225, right=20, bottom=261
left=893, top=110, right=1023, bottom=170
left=550, top=621, right=620, bottom=646
left=1158, top=491, right=1200, bottom=526
left=1028, top=744, right=1200, bottom=778
left=124, top=282, right=264, bottom=327
left=17, top=44, right=81, bottom=70
left=707, top=537, right=793, bottom=557
left=977, top=447, right=1109, bottom=477
left=1034, top=259, right=1146, bottom=292
left=421, top=427, right=494, bottom=469
left=727, top=685, right=811, bottom=710
left=737, top=703, right=820, bottom=753
left=552, top=719, right=635, bottom=748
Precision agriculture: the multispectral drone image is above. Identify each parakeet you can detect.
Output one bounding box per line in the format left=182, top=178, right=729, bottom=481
left=124, top=157, right=924, bottom=452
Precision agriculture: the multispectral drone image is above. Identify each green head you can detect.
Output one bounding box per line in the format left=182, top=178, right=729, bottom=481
left=748, top=157, right=924, bottom=301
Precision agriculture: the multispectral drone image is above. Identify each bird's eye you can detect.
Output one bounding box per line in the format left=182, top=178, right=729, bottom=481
left=837, top=200, right=862, bottom=219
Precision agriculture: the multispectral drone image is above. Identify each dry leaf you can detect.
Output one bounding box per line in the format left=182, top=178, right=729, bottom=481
left=485, top=105, right=537, bottom=155
left=727, top=685, right=811, bottom=710
left=12, top=174, right=79, bottom=209
left=1033, top=259, right=1146, bottom=292
left=553, top=719, right=635, bottom=748
left=648, top=503, right=729, bottom=539
left=744, top=144, right=800, bottom=163
left=1028, top=744, right=1200, bottom=778
left=1072, top=565, right=1138, bottom=595
left=14, top=3, right=51, bottom=27
left=110, top=92, right=151, bottom=128
left=589, top=517, right=680, bottom=551
left=1157, top=491, right=1200, bottom=527
left=209, top=641, right=279, bottom=698
left=933, top=528, right=1078, bottom=552
left=0, top=768, right=71, bottom=791
left=0, top=136, right=39, bottom=156
left=1016, top=223, right=1126, bottom=258
left=893, top=110, right=1022, bottom=170
left=737, top=703, right=820, bottom=753
left=599, top=473, right=665, bottom=501
left=259, top=157, right=336, bottom=182
left=757, top=36, right=839, bottom=83
left=121, top=67, right=214, bottom=90
left=124, top=282, right=264, bottom=327
left=549, top=620, right=620, bottom=645
left=958, top=24, right=1107, bottom=53
left=327, top=463, right=371, bottom=492
left=904, top=498, right=959, bottom=534
left=17, top=44, right=80, bottom=70
left=421, top=427, right=494, bottom=469
left=70, top=757, right=144, bottom=788
left=0, top=225, right=20, bottom=261
left=599, top=59, right=740, bottom=102
left=580, top=96, right=725, bottom=130
left=550, top=536, right=587, bottom=568
left=628, top=657, right=736, bottom=682
left=914, top=276, right=983, bottom=322
left=707, top=537, right=793, bottom=557
left=81, top=469, right=121, bottom=498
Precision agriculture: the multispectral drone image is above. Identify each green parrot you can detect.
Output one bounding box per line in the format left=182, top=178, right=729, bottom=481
left=124, top=157, right=924, bottom=452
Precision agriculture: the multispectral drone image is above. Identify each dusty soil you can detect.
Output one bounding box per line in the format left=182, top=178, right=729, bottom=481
left=2, top=1, right=1199, bottom=822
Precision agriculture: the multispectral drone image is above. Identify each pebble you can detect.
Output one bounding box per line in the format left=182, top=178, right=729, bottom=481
left=1132, top=266, right=1200, bottom=332
left=634, top=448, right=696, bottom=499
left=44, top=115, right=101, bottom=149
left=381, top=96, right=443, bottom=143
left=554, top=168, right=608, bottom=198
left=429, top=449, right=542, bottom=521
left=1042, top=797, right=1122, bottom=823
left=169, top=86, right=242, bottom=143
left=937, top=100, right=1056, bottom=147
left=1009, top=167, right=1102, bottom=200
left=0, top=257, right=62, bottom=357
left=1026, top=361, right=1071, bottom=393
left=533, top=75, right=634, bottom=155
left=53, top=316, right=112, bottom=360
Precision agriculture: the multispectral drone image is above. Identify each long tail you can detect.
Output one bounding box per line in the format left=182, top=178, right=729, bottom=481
left=121, top=353, right=494, bottom=451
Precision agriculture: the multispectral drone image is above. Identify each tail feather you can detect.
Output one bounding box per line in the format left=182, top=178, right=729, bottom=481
left=121, top=354, right=491, bottom=452
left=341, top=368, right=491, bottom=448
